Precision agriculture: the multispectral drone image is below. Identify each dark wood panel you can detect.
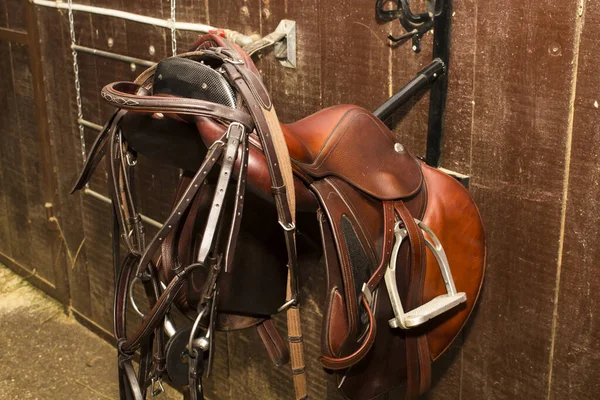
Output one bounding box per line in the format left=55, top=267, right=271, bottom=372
left=0, top=1, right=7, bottom=29
left=462, top=0, right=580, bottom=398
left=6, top=0, right=25, bottom=31
left=0, top=41, right=35, bottom=270
left=260, top=0, right=323, bottom=123
left=36, top=7, right=93, bottom=316
left=440, top=0, right=477, bottom=172
left=20, top=1, right=600, bottom=399
left=0, top=40, right=12, bottom=254
left=0, top=42, right=12, bottom=252
left=320, top=1, right=390, bottom=109
left=207, top=0, right=260, bottom=36
left=177, top=0, right=209, bottom=25
left=9, top=40, right=56, bottom=283
left=549, top=2, right=600, bottom=399
left=82, top=196, right=115, bottom=329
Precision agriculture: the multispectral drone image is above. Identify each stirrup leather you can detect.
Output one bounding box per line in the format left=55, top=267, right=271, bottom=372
left=385, top=219, right=466, bottom=329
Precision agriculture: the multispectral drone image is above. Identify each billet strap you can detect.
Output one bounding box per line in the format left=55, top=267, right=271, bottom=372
left=394, top=201, right=432, bottom=398
left=365, top=201, right=396, bottom=293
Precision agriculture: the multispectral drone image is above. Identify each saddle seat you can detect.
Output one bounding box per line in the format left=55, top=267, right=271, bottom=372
left=282, top=104, right=423, bottom=200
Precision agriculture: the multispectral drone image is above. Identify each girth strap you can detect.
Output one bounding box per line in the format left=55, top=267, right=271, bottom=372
left=394, top=201, right=432, bottom=398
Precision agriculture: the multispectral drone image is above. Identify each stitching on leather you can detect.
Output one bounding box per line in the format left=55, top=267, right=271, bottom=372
left=313, top=181, right=358, bottom=337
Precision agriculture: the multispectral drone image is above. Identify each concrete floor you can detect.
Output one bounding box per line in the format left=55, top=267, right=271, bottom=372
left=0, top=265, right=177, bottom=400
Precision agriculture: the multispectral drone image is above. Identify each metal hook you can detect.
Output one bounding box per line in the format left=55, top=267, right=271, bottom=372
left=377, top=0, right=440, bottom=52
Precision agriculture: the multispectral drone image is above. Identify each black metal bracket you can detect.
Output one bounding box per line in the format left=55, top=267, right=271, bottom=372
left=375, top=0, right=466, bottom=186
left=374, top=58, right=445, bottom=121
left=376, top=0, right=440, bottom=53
left=426, top=0, right=453, bottom=168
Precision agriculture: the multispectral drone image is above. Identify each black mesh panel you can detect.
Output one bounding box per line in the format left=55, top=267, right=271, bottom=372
left=153, top=57, right=236, bottom=107
left=341, top=215, right=372, bottom=335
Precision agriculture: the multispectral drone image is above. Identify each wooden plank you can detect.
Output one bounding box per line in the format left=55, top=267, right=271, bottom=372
left=82, top=195, right=115, bottom=329
left=0, top=40, right=36, bottom=271
left=6, top=0, right=25, bottom=32
left=461, top=0, right=580, bottom=399
left=0, top=40, right=12, bottom=256
left=0, top=27, right=28, bottom=44
left=35, top=7, right=93, bottom=316
left=0, top=1, right=7, bottom=29
left=9, top=40, right=56, bottom=284
left=25, top=0, right=69, bottom=300
left=548, top=2, right=600, bottom=399
left=423, top=2, right=479, bottom=394
left=260, top=0, right=323, bottom=122
left=438, top=0, right=478, bottom=172
left=207, top=0, right=260, bottom=36
left=320, top=0, right=390, bottom=109
left=177, top=0, right=210, bottom=27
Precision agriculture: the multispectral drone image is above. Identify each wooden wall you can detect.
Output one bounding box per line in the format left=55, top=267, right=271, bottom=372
left=1, top=0, right=599, bottom=398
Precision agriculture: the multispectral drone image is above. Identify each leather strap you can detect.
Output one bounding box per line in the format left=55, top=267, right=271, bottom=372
left=365, top=201, right=396, bottom=293
left=256, top=319, right=290, bottom=367
left=224, top=130, right=249, bottom=272
left=102, top=81, right=255, bottom=129
left=319, top=296, right=376, bottom=370
left=71, top=110, right=123, bottom=193
left=134, top=141, right=224, bottom=278
left=221, top=51, right=306, bottom=399
left=394, top=201, right=432, bottom=398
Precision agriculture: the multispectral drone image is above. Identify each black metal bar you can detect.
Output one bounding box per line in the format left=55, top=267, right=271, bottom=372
left=425, top=0, right=453, bottom=167
left=374, top=58, right=445, bottom=123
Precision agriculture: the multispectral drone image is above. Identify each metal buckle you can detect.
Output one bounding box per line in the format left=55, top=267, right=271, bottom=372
left=361, top=284, right=374, bottom=307
left=126, top=151, right=137, bottom=167
left=224, top=57, right=245, bottom=65
left=278, top=221, right=296, bottom=232
left=151, top=376, right=165, bottom=397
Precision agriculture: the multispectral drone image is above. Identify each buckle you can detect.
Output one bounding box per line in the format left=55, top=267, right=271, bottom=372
left=151, top=377, right=165, bottom=397
left=278, top=221, right=296, bottom=232
left=224, top=58, right=244, bottom=65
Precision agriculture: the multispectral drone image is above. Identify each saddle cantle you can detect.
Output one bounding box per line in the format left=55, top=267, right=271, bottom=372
left=71, top=33, right=485, bottom=400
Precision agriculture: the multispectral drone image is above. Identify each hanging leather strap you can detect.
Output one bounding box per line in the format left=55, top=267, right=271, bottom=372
left=394, top=201, right=432, bottom=398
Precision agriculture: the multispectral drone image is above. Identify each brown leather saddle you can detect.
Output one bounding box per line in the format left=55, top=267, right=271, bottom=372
left=72, top=34, right=485, bottom=400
